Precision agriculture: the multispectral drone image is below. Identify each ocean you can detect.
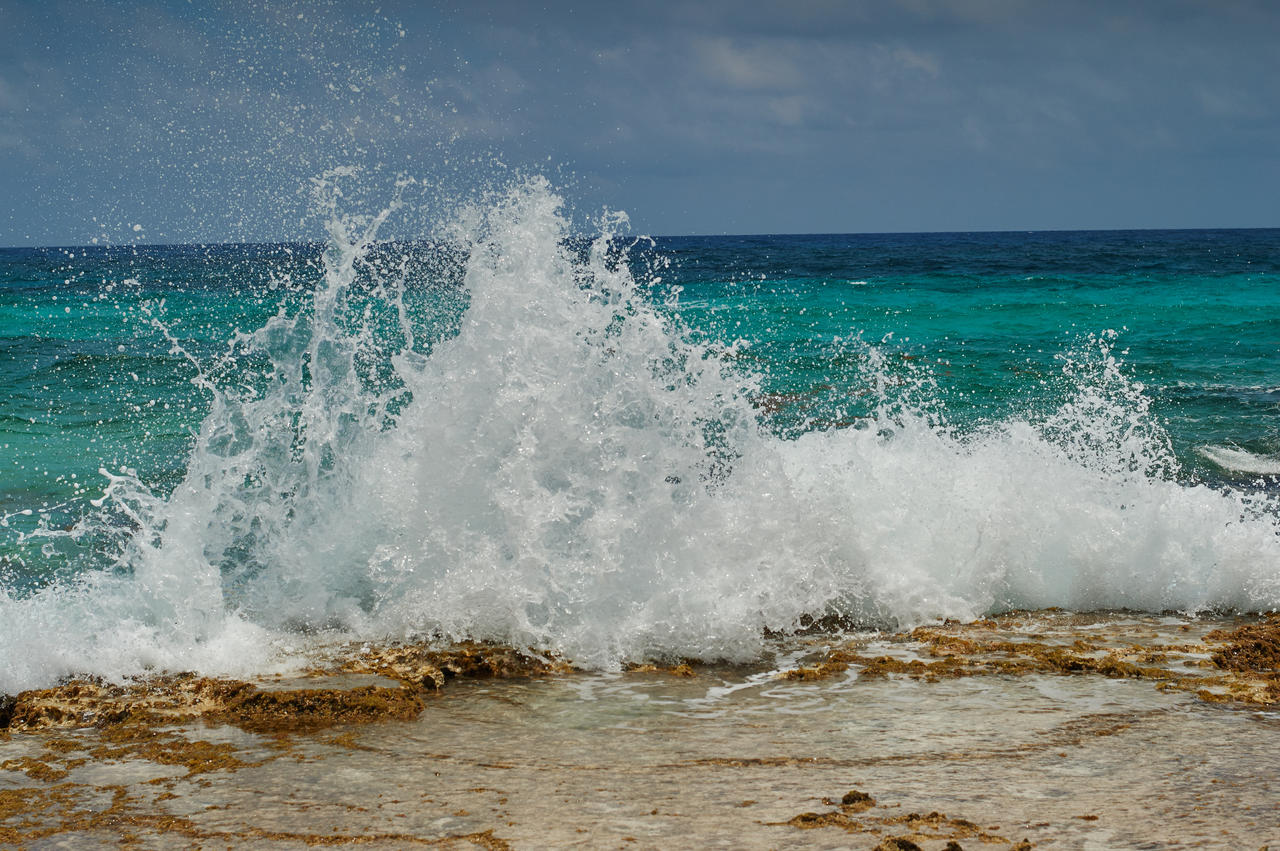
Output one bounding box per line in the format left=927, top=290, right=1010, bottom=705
left=2, top=178, right=1280, bottom=694
left=3, top=178, right=1280, bottom=847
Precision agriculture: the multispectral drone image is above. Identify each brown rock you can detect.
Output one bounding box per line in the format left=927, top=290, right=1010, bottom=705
left=840, top=789, right=876, bottom=811
left=875, top=838, right=923, bottom=851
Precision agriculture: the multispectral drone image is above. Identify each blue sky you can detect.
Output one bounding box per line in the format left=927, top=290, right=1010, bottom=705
left=1, top=0, right=1277, bottom=244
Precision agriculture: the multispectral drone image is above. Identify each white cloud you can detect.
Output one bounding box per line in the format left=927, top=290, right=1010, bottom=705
left=694, top=37, right=806, bottom=91
left=892, top=47, right=939, bottom=77
left=1194, top=84, right=1264, bottom=119
left=767, top=93, right=814, bottom=126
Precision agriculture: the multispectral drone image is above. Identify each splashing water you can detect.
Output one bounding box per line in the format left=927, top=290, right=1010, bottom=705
left=3, top=176, right=1280, bottom=693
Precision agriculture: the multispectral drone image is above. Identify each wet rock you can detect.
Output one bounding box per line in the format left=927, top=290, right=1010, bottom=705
left=0, top=756, right=68, bottom=782
left=0, top=641, right=575, bottom=735
left=787, top=811, right=855, bottom=829
left=840, top=789, right=875, bottom=811
left=875, top=838, right=923, bottom=851
left=791, top=610, right=1280, bottom=708
left=1208, top=615, right=1280, bottom=672
left=622, top=661, right=698, bottom=677
left=211, top=682, right=426, bottom=733
left=346, top=641, right=572, bottom=689
left=779, top=660, right=849, bottom=680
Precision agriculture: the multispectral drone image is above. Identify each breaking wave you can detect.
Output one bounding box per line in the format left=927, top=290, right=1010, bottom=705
left=4, top=175, right=1280, bottom=693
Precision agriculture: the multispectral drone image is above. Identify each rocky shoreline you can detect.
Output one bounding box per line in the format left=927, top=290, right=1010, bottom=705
left=2, top=612, right=1278, bottom=848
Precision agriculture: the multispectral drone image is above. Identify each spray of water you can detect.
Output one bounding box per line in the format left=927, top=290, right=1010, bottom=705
left=3, top=176, right=1280, bottom=693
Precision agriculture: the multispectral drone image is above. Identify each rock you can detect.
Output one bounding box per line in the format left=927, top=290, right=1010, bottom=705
left=841, top=789, right=874, bottom=806
left=875, top=838, right=923, bottom=851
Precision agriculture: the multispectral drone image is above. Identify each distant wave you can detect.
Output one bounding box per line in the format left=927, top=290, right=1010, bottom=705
left=1197, top=445, right=1280, bottom=475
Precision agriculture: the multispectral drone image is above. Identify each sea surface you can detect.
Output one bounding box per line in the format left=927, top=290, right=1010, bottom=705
left=2, top=178, right=1280, bottom=693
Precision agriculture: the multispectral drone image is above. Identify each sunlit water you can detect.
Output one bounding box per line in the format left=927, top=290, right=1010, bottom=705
left=2, top=624, right=1277, bottom=849
left=2, top=176, right=1280, bottom=694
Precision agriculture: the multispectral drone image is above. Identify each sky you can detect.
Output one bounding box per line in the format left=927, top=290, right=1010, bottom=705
left=1, top=0, right=1278, bottom=245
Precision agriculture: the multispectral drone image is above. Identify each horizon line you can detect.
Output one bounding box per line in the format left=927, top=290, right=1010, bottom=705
left=2, top=224, right=1279, bottom=251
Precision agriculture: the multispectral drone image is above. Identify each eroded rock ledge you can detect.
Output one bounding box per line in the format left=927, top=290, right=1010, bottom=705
left=0, top=641, right=570, bottom=736
left=778, top=610, right=1280, bottom=707
left=3, top=612, right=1278, bottom=740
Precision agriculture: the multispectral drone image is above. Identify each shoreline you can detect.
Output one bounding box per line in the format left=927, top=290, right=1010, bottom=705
left=2, top=611, right=1278, bottom=848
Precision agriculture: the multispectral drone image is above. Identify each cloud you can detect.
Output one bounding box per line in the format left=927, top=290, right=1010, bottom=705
left=891, top=47, right=939, bottom=76
left=1194, top=84, right=1266, bottom=120
left=3, top=0, right=1280, bottom=242
left=693, top=37, right=807, bottom=91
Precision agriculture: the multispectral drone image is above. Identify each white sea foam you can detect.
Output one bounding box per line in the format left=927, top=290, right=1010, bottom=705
left=4, top=176, right=1280, bottom=693
left=1197, top=445, right=1280, bottom=475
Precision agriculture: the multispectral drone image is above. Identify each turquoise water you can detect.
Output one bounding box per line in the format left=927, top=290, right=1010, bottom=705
left=1, top=182, right=1279, bottom=691
left=1, top=241, right=461, bottom=540
left=647, top=230, right=1280, bottom=464
left=7, top=229, right=1277, bottom=520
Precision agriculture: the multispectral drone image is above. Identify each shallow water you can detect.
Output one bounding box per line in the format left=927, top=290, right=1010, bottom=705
left=3, top=614, right=1278, bottom=849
